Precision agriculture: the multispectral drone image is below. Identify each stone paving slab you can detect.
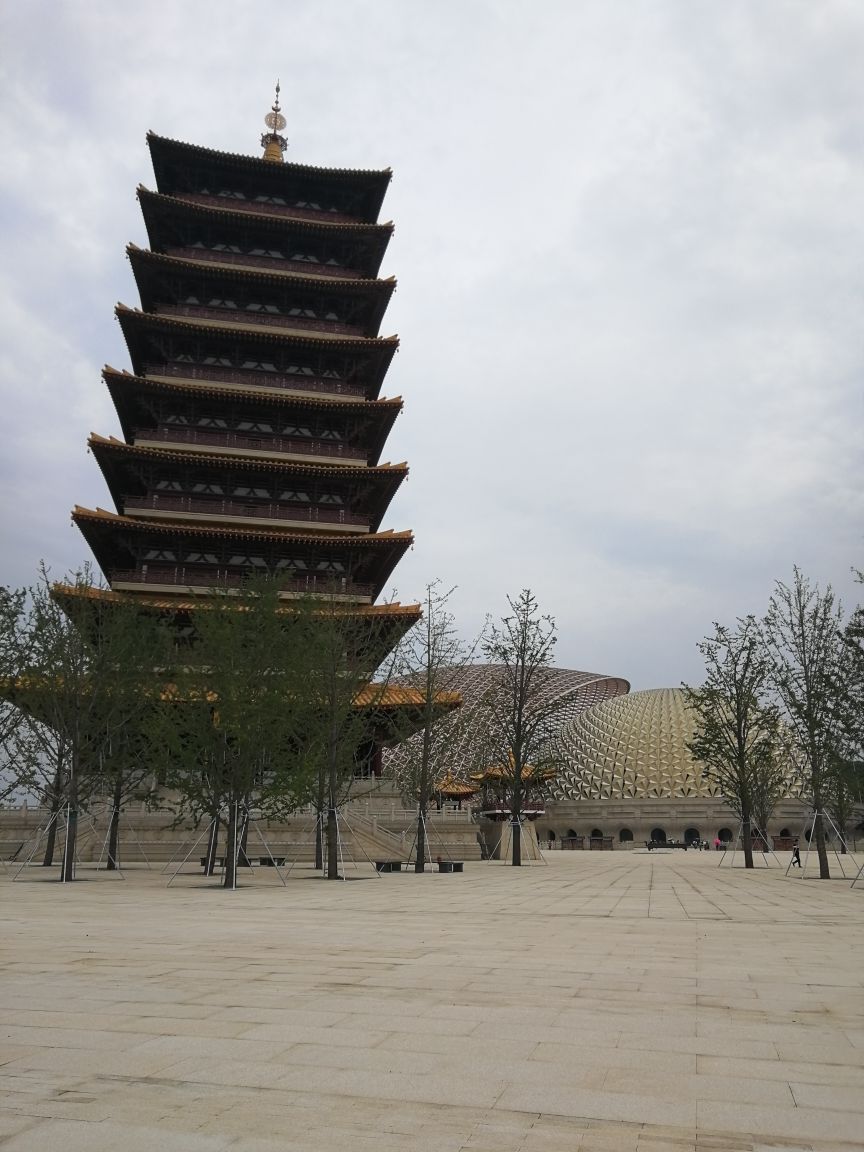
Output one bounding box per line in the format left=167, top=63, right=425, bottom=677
left=1, top=851, right=862, bottom=1151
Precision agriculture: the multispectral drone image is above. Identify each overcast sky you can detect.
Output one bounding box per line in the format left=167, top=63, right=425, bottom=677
left=1, top=0, right=862, bottom=689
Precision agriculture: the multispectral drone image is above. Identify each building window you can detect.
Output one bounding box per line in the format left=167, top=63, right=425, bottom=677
left=618, top=828, right=633, bottom=843
left=718, top=828, right=733, bottom=843
left=650, top=828, right=667, bottom=843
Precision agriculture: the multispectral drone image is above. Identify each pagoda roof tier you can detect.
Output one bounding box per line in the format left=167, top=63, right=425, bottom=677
left=116, top=307, right=398, bottom=399
left=138, top=188, right=392, bottom=280
left=52, top=581, right=422, bottom=662
left=72, top=506, right=412, bottom=601
left=147, top=133, right=392, bottom=225
left=88, top=435, right=407, bottom=531
left=127, top=246, right=396, bottom=339
left=102, top=368, right=402, bottom=464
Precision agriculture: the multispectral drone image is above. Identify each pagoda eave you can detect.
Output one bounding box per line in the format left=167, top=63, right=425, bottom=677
left=147, top=132, right=392, bottom=223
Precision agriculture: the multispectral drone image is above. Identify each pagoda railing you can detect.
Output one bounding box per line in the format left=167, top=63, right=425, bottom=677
left=176, top=192, right=360, bottom=226
left=124, top=494, right=369, bottom=527
left=145, top=362, right=368, bottom=399
left=165, top=247, right=362, bottom=281
left=158, top=303, right=365, bottom=339
left=134, top=426, right=366, bottom=462
left=110, top=566, right=374, bottom=597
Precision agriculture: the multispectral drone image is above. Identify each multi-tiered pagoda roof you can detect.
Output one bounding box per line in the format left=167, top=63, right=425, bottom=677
left=74, top=97, right=419, bottom=643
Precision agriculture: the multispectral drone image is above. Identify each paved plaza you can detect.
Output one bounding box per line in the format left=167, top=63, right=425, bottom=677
left=1, top=851, right=862, bottom=1152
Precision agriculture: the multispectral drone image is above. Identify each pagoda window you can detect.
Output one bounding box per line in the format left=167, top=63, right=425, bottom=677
left=191, top=482, right=224, bottom=495
left=212, top=243, right=242, bottom=253
left=175, top=353, right=195, bottom=363
left=183, top=295, right=200, bottom=305
left=232, top=485, right=270, bottom=499
left=207, top=298, right=237, bottom=309
left=227, top=554, right=267, bottom=567
left=203, top=356, right=233, bottom=366
left=321, top=368, right=342, bottom=379
left=216, top=190, right=246, bottom=200
left=282, top=425, right=311, bottom=438
left=325, top=258, right=342, bottom=266
left=155, top=479, right=184, bottom=491
left=143, top=548, right=177, bottom=562
left=275, top=557, right=307, bottom=570
left=290, top=252, right=319, bottom=263
left=287, top=307, right=317, bottom=318
left=318, top=493, right=344, bottom=505
left=184, top=551, right=219, bottom=565
left=318, top=429, right=342, bottom=440
left=279, top=490, right=310, bottom=502
left=253, top=194, right=287, bottom=206
left=164, top=415, right=190, bottom=426
left=237, top=420, right=274, bottom=433
left=316, top=560, right=345, bottom=572
left=285, top=364, right=313, bottom=376
left=195, top=417, right=228, bottom=429
left=324, top=311, right=339, bottom=320
left=240, top=359, right=278, bottom=372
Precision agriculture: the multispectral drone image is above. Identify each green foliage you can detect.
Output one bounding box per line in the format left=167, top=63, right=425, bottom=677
left=476, top=589, right=565, bottom=865
left=683, top=615, right=783, bottom=863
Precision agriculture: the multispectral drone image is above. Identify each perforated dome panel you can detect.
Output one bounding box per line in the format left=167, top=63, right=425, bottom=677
left=384, top=664, right=630, bottom=783
left=551, top=688, right=719, bottom=800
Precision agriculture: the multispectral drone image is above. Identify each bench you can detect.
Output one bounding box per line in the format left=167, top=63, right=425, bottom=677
left=589, top=837, right=614, bottom=851
left=374, top=860, right=403, bottom=873
left=645, top=841, right=688, bottom=851
left=259, top=856, right=286, bottom=866
left=437, top=860, right=464, bottom=873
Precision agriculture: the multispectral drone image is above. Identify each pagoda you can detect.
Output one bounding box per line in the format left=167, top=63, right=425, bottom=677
left=70, top=85, right=421, bottom=664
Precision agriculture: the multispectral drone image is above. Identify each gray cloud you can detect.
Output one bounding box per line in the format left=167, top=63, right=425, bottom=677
left=1, top=0, right=862, bottom=689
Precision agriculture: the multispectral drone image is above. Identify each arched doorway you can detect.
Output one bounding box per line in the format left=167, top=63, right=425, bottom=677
left=590, top=828, right=603, bottom=839
left=718, top=827, right=732, bottom=843
left=650, top=827, right=666, bottom=844
left=684, top=827, right=700, bottom=846
left=548, top=830, right=556, bottom=842
left=779, top=827, right=791, bottom=838
left=619, top=828, right=633, bottom=843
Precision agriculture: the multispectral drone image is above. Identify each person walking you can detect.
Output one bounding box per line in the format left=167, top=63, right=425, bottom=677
left=791, top=839, right=802, bottom=868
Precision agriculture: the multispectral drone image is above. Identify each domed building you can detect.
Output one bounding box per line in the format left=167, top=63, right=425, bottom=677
left=544, top=687, right=806, bottom=848
left=383, top=665, right=631, bottom=785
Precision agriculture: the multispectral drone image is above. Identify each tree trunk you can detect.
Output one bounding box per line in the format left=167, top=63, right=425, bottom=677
left=742, top=811, right=754, bottom=870
left=415, top=804, right=427, bottom=873
left=511, top=816, right=522, bottom=866
left=326, top=807, right=339, bottom=879
left=106, top=773, right=123, bottom=871
left=204, top=813, right=220, bottom=876
left=813, top=810, right=830, bottom=879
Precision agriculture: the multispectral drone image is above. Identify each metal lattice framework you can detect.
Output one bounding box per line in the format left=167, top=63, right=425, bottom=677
left=550, top=687, right=804, bottom=802
left=383, top=665, right=630, bottom=786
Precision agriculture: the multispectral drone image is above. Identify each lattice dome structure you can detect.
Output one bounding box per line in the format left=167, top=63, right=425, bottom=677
left=552, top=687, right=722, bottom=801
left=383, top=665, right=630, bottom=784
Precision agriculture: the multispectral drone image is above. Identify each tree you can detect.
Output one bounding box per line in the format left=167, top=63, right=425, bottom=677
left=0, top=586, right=30, bottom=806
left=293, top=599, right=402, bottom=880
left=683, top=617, right=782, bottom=868
left=476, top=589, right=564, bottom=866
left=147, top=580, right=318, bottom=889
left=393, top=582, right=476, bottom=872
left=10, top=566, right=160, bottom=880
left=762, top=568, right=852, bottom=879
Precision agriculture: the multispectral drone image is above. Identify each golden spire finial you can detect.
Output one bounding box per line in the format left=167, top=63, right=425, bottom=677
left=261, top=79, right=288, bottom=162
